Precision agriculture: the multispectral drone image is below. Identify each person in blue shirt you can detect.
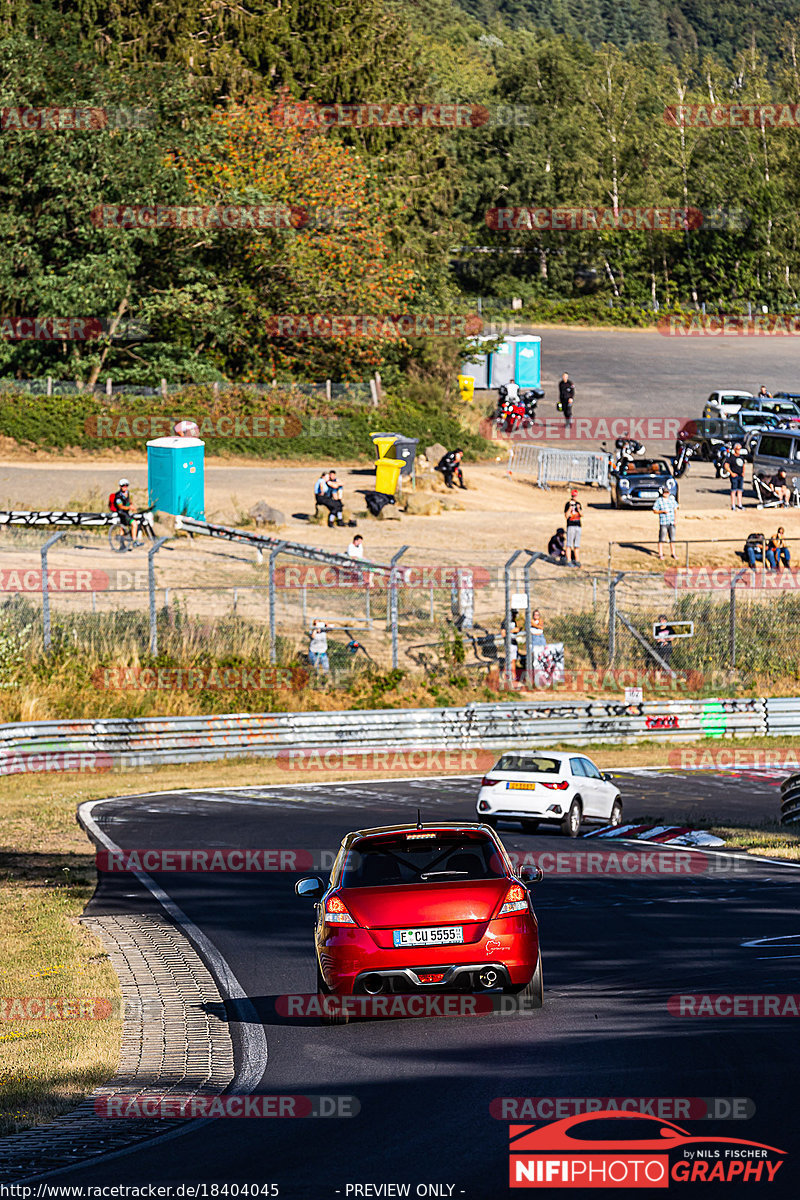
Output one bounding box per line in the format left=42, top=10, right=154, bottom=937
left=653, top=486, right=678, bottom=560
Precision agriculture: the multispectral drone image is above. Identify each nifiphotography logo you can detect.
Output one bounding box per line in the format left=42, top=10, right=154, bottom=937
left=508, top=1111, right=786, bottom=1187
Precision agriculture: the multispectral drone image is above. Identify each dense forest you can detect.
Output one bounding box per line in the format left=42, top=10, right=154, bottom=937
left=3, top=0, right=800, bottom=383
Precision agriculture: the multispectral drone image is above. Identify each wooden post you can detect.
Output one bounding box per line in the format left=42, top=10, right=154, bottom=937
left=374, top=372, right=383, bottom=404
left=46, top=377, right=53, bottom=397
left=369, top=378, right=378, bottom=408
left=326, top=379, right=332, bottom=402
left=106, top=376, right=112, bottom=397
left=213, top=381, right=220, bottom=401
left=161, top=378, right=168, bottom=400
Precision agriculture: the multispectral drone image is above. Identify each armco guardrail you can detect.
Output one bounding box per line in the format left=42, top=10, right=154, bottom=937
left=0, top=697, right=769, bottom=775
left=780, top=775, right=800, bottom=827
left=765, top=697, right=800, bottom=738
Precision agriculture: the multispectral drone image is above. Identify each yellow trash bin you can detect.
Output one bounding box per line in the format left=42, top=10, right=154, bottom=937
left=371, top=433, right=399, bottom=461
left=458, top=374, right=475, bottom=404
left=375, top=457, right=403, bottom=496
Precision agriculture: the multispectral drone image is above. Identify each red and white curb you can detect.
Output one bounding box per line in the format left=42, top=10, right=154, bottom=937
left=583, top=824, right=726, bottom=848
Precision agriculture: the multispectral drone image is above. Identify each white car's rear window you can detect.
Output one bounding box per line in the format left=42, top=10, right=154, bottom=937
left=494, top=754, right=561, bottom=774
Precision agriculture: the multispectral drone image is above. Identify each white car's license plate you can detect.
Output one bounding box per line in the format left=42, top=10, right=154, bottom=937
left=508, top=780, right=536, bottom=790
left=392, top=925, right=464, bottom=948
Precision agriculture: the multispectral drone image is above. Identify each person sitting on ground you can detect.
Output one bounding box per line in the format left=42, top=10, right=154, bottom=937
left=744, top=531, right=767, bottom=568
left=314, top=469, right=344, bottom=527
left=112, top=479, right=141, bottom=543
left=436, top=448, right=466, bottom=489
left=770, top=469, right=792, bottom=506
left=346, top=534, right=364, bottom=559
left=547, top=527, right=567, bottom=564
left=767, top=527, right=790, bottom=571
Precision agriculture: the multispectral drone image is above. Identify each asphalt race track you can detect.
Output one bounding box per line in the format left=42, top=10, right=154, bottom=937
left=25, top=771, right=800, bottom=1196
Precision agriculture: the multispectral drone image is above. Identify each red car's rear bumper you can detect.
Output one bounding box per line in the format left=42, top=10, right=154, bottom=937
left=317, top=913, right=538, bottom=995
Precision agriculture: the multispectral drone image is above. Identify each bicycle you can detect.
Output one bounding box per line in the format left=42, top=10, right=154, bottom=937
left=108, top=509, right=156, bottom=553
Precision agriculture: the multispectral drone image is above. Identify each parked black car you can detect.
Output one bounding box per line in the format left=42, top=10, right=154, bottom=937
left=675, top=414, right=782, bottom=461
left=612, top=458, right=678, bottom=509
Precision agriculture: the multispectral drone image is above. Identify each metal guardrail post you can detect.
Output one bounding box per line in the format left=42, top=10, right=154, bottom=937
left=504, top=550, right=523, bottom=685
left=389, top=546, right=409, bottom=670
left=41, top=530, right=68, bottom=651
left=608, top=572, right=624, bottom=665
left=269, top=541, right=287, bottom=664
left=148, top=537, right=170, bottom=655
left=523, top=551, right=547, bottom=688
left=730, top=568, right=747, bottom=669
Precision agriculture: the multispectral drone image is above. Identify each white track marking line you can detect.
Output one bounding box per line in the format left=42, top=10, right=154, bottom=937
left=79, top=799, right=268, bottom=1094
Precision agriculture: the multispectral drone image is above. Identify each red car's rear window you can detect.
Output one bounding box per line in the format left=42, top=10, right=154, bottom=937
left=342, top=834, right=505, bottom=888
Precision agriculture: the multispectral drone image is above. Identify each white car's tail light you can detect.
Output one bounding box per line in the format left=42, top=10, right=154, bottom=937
left=325, top=895, right=356, bottom=924
left=480, top=776, right=499, bottom=786
left=497, top=883, right=529, bottom=917
left=541, top=780, right=569, bottom=790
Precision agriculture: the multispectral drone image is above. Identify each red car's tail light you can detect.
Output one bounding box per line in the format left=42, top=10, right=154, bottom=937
left=418, top=972, right=445, bottom=983
left=481, top=776, right=499, bottom=786
left=541, top=780, right=569, bottom=790
left=497, top=883, right=529, bottom=917
left=325, top=894, right=356, bottom=925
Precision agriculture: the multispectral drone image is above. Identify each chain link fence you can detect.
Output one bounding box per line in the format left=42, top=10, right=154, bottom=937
left=0, top=526, right=795, bottom=693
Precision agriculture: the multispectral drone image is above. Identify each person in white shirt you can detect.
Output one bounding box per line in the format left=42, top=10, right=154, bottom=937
left=308, top=620, right=330, bottom=672
left=504, top=377, right=519, bottom=402
left=346, top=534, right=364, bottom=559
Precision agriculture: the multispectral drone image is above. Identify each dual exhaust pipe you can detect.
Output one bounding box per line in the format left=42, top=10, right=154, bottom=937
left=361, top=967, right=501, bottom=993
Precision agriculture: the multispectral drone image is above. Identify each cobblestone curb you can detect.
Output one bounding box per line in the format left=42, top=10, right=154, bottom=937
left=0, top=913, right=235, bottom=1181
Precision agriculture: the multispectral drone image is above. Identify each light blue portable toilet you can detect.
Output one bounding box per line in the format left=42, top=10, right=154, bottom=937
left=489, top=335, right=542, bottom=388
left=513, top=335, right=541, bottom=388
left=147, top=436, right=205, bottom=519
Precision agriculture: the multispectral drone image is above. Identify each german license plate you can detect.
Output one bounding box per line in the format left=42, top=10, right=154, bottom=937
left=508, top=781, right=536, bottom=790
left=392, top=926, right=464, bottom=948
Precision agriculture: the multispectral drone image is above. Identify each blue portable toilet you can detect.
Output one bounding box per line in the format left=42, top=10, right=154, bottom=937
left=489, top=335, right=541, bottom=389
left=147, top=436, right=205, bottom=519
left=513, top=335, right=541, bottom=388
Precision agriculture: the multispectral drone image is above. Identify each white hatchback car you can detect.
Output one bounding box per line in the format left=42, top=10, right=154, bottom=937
left=476, top=751, right=623, bottom=838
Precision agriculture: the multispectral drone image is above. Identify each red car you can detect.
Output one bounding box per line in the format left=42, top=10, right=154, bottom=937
left=295, top=822, right=543, bottom=1009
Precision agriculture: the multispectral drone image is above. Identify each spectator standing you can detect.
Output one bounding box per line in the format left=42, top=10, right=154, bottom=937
left=529, top=608, right=546, bottom=647
left=654, top=614, right=674, bottom=668
left=652, top=486, right=679, bottom=560
left=308, top=620, right=330, bottom=672
left=767, top=527, right=790, bottom=570
left=725, top=443, right=746, bottom=510
left=346, top=534, right=364, bottom=559
left=563, top=490, right=582, bottom=566
left=558, top=373, right=575, bottom=428
left=758, top=385, right=772, bottom=400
